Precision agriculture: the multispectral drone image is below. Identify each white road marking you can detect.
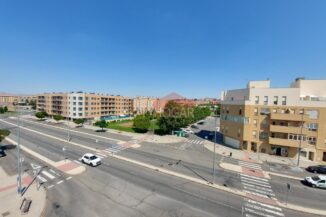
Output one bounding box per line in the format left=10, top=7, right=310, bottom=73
left=42, top=170, right=56, bottom=180
left=239, top=163, right=262, bottom=169
left=245, top=207, right=277, bottom=217
left=242, top=182, right=273, bottom=191
left=56, top=180, right=64, bottom=185
left=74, top=160, right=82, bottom=165
left=243, top=186, right=275, bottom=196
left=241, top=176, right=270, bottom=185
left=240, top=174, right=269, bottom=182
left=245, top=203, right=284, bottom=216
left=47, top=185, right=55, bottom=189
left=241, top=180, right=272, bottom=188
left=66, top=177, right=72, bottom=180
left=244, top=190, right=276, bottom=200
left=95, top=152, right=107, bottom=157
left=246, top=199, right=283, bottom=212
left=37, top=175, right=47, bottom=183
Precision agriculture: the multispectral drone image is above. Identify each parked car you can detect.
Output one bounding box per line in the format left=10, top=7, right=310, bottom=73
left=304, top=175, right=326, bottom=188
left=197, top=121, right=205, bottom=125
left=80, top=153, right=102, bottom=167
left=181, top=128, right=194, bottom=134
left=191, top=125, right=199, bottom=129
left=0, top=148, right=6, bottom=157
left=306, top=165, right=326, bottom=174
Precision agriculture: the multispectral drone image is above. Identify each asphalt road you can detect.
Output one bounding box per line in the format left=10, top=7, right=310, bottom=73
left=0, top=116, right=325, bottom=216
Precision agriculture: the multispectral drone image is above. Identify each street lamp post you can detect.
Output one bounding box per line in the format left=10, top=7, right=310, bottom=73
left=213, top=115, right=217, bottom=184
left=66, top=116, right=70, bottom=142
left=16, top=109, right=22, bottom=196
left=297, top=109, right=304, bottom=167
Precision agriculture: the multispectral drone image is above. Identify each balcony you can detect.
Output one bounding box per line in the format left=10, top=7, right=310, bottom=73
left=270, top=113, right=309, bottom=122
left=269, top=137, right=307, bottom=148
left=270, top=125, right=303, bottom=134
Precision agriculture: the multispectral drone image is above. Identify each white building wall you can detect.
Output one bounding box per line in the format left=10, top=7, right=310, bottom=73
left=68, top=93, right=85, bottom=119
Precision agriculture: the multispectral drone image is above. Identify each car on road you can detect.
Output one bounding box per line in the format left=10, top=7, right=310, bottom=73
left=197, top=121, right=205, bottom=125
left=80, top=153, right=102, bottom=167
left=304, top=175, right=326, bottom=188
left=191, top=124, right=199, bottom=129
left=306, top=165, right=326, bottom=174
left=0, top=148, right=6, bottom=157
left=181, top=128, right=194, bottom=134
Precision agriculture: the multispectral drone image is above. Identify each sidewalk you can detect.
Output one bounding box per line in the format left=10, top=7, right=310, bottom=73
left=0, top=167, right=46, bottom=217
left=204, top=140, right=319, bottom=168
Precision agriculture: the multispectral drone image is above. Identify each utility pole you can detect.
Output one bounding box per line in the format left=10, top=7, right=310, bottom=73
left=213, top=115, right=217, bottom=184
left=16, top=109, right=22, bottom=196
left=297, top=109, right=304, bottom=167
left=66, top=115, right=70, bottom=142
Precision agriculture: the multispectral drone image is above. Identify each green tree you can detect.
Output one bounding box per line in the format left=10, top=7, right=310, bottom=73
left=35, top=111, right=48, bottom=120
left=3, top=106, right=8, bottom=113
left=53, top=114, right=64, bottom=122
left=0, top=107, right=4, bottom=114
left=74, top=118, right=85, bottom=126
left=0, top=129, right=10, bottom=142
left=95, top=120, right=107, bottom=131
left=158, top=116, right=183, bottom=134
left=133, top=115, right=150, bottom=132
left=29, top=100, right=37, bottom=110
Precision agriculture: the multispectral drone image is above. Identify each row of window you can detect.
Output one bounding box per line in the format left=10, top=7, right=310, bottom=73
left=254, top=96, right=287, bottom=105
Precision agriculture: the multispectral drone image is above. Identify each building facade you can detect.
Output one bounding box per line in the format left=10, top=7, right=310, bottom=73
left=37, top=92, right=133, bottom=121
left=220, top=78, right=326, bottom=163
left=133, top=97, right=156, bottom=114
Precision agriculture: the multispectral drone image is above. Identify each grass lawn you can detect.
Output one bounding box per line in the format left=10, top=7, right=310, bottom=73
left=106, top=119, right=161, bottom=134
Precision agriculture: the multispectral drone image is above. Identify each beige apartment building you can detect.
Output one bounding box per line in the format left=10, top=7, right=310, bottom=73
left=220, top=78, right=326, bottom=163
left=133, top=97, right=156, bottom=114
left=37, top=92, right=133, bottom=121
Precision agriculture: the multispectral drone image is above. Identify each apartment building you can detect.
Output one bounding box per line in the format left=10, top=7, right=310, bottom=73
left=220, top=78, right=326, bottom=163
left=37, top=92, right=133, bottom=121
left=133, top=97, right=156, bottom=114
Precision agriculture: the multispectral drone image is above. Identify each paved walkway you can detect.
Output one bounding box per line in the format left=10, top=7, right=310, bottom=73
left=0, top=167, right=46, bottom=217
left=204, top=140, right=319, bottom=168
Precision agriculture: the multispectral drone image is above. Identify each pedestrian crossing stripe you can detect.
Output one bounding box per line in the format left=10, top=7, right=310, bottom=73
left=241, top=180, right=272, bottom=188
left=245, top=203, right=284, bottom=217
left=95, top=152, right=107, bottom=158
left=240, top=176, right=270, bottom=184
left=240, top=174, right=269, bottom=182
left=187, top=140, right=204, bottom=145
left=242, top=182, right=273, bottom=191
left=244, top=207, right=280, bottom=217
left=41, top=170, right=56, bottom=180
left=239, top=162, right=261, bottom=169
left=244, top=190, right=276, bottom=200
left=37, top=175, right=47, bottom=183
left=246, top=199, right=282, bottom=212
left=243, top=186, right=275, bottom=196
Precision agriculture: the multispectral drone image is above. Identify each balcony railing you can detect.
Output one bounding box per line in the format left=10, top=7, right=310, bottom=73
left=269, top=137, right=308, bottom=148
left=270, top=113, right=309, bottom=122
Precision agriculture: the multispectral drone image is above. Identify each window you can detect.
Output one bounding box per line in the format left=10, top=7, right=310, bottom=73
left=73, top=97, right=76, bottom=100
left=273, top=96, right=278, bottom=105
left=264, top=96, right=268, bottom=105
left=78, top=97, right=83, bottom=100
left=73, top=102, right=76, bottom=105
left=282, top=96, right=287, bottom=105
left=239, top=108, right=242, bottom=115
left=253, top=119, right=258, bottom=127
left=73, top=113, right=76, bottom=116
left=259, top=132, right=268, bottom=140
left=307, top=137, right=316, bottom=145
left=255, top=96, right=259, bottom=104
left=237, top=129, right=241, bottom=137
left=254, top=108, right=258, bottom=116
left=260, top=108, right=270, bottom=115
left=78, top=108, right=83, bottom=111
left=307, top=110, right=318, bottom=119
left=78, top=113, right=82, bottom=116
left=307, top=123, right=318, bottom=131
left=78, top=102, right=83, bottom=106
left=73, top=107, right=76, bottom=111
left=252, top=131, right=257, bottom=139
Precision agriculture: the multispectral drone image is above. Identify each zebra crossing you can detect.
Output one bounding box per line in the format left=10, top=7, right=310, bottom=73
left=186, top=139, right=204, bottom=145
left=239, top=161, right=285, bottom=217
left=33, top=168, right=72, bottom=190
left=95, top=144, right=127, bottom=158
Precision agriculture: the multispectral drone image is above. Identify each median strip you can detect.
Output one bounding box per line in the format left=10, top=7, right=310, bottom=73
left=2, top=119, right=326, bottom=215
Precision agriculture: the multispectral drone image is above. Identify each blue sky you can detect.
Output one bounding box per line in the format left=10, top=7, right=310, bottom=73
left=0, top=0, right=326, bottom=98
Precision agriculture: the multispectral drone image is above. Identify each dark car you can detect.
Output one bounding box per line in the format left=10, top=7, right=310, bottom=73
left=306, top=165, right=326, bottom=174
left=0, top=148, right=6, bottom=157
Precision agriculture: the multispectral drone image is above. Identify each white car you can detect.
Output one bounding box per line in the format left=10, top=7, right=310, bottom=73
left=80, top=153, right=102, bottom=167
left=304, top=175, right=326, bottom=189
left=181, top=128, right=194, bottom=134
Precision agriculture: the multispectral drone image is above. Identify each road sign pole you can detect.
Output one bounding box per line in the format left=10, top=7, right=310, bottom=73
left=213, top=115, right=217, bottom=184
left=16, top=110, right=22, bottom=196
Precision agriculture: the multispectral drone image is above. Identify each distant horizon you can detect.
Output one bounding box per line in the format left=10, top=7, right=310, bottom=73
left=1, top=1, right=326, bottom=98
